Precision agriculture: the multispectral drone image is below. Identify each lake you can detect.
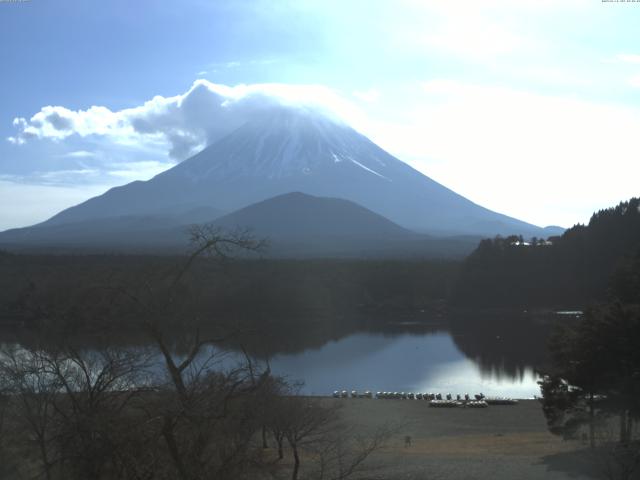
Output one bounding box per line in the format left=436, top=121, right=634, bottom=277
left=1, top=314, right=549, bottom=399
left=266, top=330, right=540, bottom=398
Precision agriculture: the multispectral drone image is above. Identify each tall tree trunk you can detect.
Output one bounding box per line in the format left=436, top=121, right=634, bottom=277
left=620, top=409, right=629, bottom=444
left=291, top=444, right=300, bottom=480
left=37, top=439, right=53, bottom=480
left=589, top=392, right=595, bottom=449
left=262, top=424, right=268, bottom=449
left=162, top=416, right=192, bottom=480
left=277, top=435, right=284, bottom=460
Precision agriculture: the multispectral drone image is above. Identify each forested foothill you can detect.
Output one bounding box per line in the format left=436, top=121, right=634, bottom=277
left=452, top=198, right=640, bottom=309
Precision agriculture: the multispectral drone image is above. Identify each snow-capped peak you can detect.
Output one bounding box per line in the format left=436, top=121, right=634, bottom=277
left=167, top=107, right=397, bottom=182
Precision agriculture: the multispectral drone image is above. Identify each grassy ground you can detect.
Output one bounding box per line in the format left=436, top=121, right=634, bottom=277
left=321, top=398, right=597, bottom=480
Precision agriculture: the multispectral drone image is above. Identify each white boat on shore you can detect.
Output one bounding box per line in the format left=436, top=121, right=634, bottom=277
left=485, top=397, right=518, bottom=405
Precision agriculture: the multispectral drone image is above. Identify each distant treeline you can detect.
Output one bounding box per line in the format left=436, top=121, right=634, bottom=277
left=0, top=252, right=458, bottom=354
left=452, top=197, right=640, bottom=308
left=2, top=198, right=638, bottom=340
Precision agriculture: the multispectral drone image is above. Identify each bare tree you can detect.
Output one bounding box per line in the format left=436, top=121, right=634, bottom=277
left=46, top=347, right=150, bottom=479
left=149, top=335, right=271, bottom=480
left=267, top=391, right=394, bottom=480
left=0, top=343, right=151, bottom=480
left=262, top=377, right=295, bottom=460
left=121, top=225, right=272, bottom=480
left=0, top=356, right=24, bottom=479
left=0, top=346, right=63, bottom=480
left=309, top=423, right=395, bottom=480
left=278, top=396, right=340, bottom=480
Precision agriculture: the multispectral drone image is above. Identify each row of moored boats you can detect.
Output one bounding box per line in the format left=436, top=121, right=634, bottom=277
left=332, top=390, right=518, bottom=407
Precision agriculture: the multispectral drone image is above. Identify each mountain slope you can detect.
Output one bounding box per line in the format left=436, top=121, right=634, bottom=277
left=0, top=206, right=224, bottom=251
left=0, top=192, right=480, bottom=258
left=209, top=192, right=479, bottom=258
left=213, top=192, right=411, bottom=239
left=37, top=108, right=554, bottom=238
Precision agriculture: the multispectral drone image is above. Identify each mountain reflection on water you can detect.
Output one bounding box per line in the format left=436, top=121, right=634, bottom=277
left=267, top=330, right=541, bottom=398
left=1, top=311, right=552, bottom=399
left=257, top=311, right=551, bottom=398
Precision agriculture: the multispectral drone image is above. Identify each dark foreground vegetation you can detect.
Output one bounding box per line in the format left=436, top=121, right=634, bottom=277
left=0, top=228, right=394, bottom=480
left=0, top=345, right=394, bottom=480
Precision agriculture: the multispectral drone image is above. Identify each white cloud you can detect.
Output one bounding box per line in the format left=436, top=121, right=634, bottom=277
left=421, top=18, right=525, bottom=61
left=60, top=150, right=96, bottom=158
left=353, top=88, right=380, bottom=103
left=383, top=0, right=565, bottom=63
left=612, top=53, right=640, bottom=64
left=629, top=75, right=640, bottom=88
left=516, top=66, right=595, bottom=88
left=8, top=80, right=361, bottom=161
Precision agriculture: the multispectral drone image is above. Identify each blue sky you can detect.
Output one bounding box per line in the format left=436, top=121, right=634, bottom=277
left=1, top=0, right=640, bottom=230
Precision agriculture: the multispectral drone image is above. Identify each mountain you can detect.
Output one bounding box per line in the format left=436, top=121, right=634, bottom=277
left=211, top=192, right=479, bottom=257
left=213, top=191, right=410, bottom=239
left=33, top=108, right=557, bottom=238
left=0, top=206, right=223, bottom=252
left=0, top=192, right=480, bottom=258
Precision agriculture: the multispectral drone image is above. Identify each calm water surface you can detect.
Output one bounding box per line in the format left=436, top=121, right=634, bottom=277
left=267, top=330, right=540, bottom=398
left=2, top=323, right=544, bottom=399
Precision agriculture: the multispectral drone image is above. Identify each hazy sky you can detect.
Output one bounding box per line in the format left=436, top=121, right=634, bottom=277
left=1, top=0, right=639, bottom=230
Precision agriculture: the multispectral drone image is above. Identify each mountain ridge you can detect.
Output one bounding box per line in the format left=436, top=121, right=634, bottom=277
left=36, top=108, right=558, bottom=238
left=212, top=191, right=412, bottom=238
left=0, top=191, right=482, bottom=258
